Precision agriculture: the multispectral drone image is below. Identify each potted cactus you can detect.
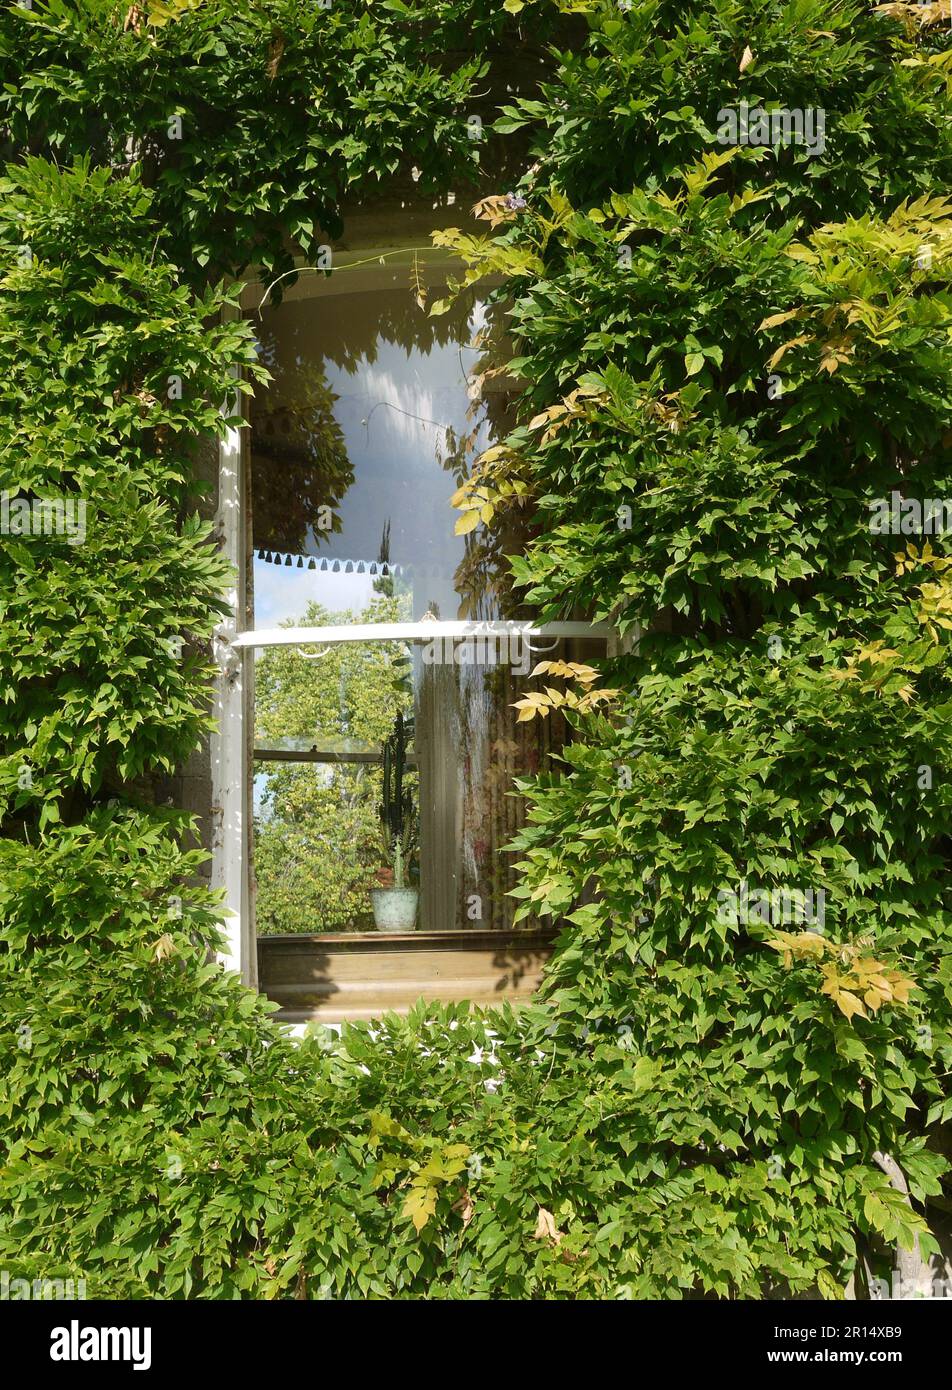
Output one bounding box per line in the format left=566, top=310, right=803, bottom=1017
left=372, top=711, right=419, bottom=931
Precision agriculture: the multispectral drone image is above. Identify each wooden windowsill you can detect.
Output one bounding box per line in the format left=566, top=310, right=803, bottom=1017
left=258, top=927, right=559, bottom=1024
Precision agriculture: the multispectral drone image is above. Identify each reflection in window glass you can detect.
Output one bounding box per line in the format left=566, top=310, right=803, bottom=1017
left=250, top=284, right=524, bottom=626
left=253, top=593, right=414, bottom=935
left=253, top=616, right=604, bottom=934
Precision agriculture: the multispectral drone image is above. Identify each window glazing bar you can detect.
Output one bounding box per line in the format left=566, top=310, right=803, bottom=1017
left=232, top=621, right=612, bottom=649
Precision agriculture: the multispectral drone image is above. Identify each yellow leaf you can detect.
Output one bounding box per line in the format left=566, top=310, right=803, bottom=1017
left=739, top=45, right=754, bottom=72
left=758, top=309, right=801, bottom=332
left=512, top=693, right=552, bottom=722
left=146, top=0, right=204, bottom=26
left=454, top=510, right=481, bottom=536
left=442, top=1143, right=470, bottom=1160
left=151, top=933, right=177, bottom=963
left=403, top=1184, right=437, bottom=1233
left=729, top=188, right=771, bottom=215
left=834, top=989, right=867, bottom=1022
left=789, top=932, right=827, bottom=958
left=863, top=988, right=888, bottom=1011
left=475, top=445, right=507, bottom=465
left=767, top=335, right=811, bottom=370
left=530, top=881, right=554, bottom=901
left=566, top=662, right=599, bottom=685
left=533, top=1207, right=562, bottom=1244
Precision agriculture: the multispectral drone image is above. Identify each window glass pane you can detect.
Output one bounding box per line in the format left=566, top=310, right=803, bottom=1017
left=253, top=632, right=605, bottom=935
left=249, top=277, right=526, bottom=628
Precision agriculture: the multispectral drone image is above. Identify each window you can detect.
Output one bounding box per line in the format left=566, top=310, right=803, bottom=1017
left=214, top=241, right=610, bottom=1016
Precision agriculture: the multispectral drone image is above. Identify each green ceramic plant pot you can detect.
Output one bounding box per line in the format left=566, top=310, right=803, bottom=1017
left=371, top=887, right=419, bottom=932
